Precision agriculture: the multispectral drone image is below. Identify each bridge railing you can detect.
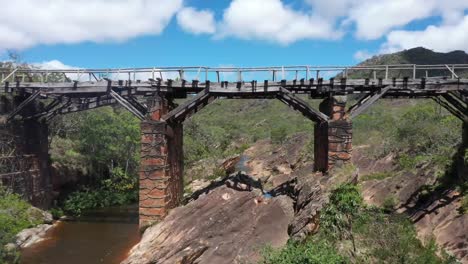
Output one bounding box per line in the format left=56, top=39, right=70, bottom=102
left=1, top=64, right=468, bottom=84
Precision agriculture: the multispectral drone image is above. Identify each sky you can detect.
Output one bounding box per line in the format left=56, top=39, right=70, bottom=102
left=1, top=0, right=468, bottom=69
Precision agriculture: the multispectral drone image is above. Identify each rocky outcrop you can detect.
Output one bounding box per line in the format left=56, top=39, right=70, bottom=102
left=411, top=190, right=467, bottom=263
left=124, top=151, right=352, bottom=264
left=4, top=206, right=55, bottom=251
left=124, top=177, right=295, bottom=264
left=15, top=224, right=54, bottom=248
left=355, top=147, right=468, bottom=263
left=244, top=133, right=312, bottom=187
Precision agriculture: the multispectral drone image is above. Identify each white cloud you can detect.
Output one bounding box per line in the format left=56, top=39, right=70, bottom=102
left=0, top=0, right=183, bottom=51
left=217, top=0, right=342, bottom=45
left=353, top=50, right=374, bottom=61
left=344, top=0, right=440, bottom=40
left=33, top=60, right=77, bottom=70
left=381, top=15, right=468, bottom=53
left=307, top=0, right=468, bottom=40
left=177, top=7, right=216, bottom=35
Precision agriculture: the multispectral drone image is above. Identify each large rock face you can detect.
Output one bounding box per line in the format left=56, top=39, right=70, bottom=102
left=124, top=183, right=294, bottom=264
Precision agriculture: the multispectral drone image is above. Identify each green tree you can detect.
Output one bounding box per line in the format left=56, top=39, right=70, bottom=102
left=320, top=184, right=363, bottom=253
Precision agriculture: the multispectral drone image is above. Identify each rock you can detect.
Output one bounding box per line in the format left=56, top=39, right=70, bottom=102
left=15, top=224, right=53, bottom=248
left=27, top=206, right=53, bottom=224
left=187, top=179, right=210, bottom=193
left=357, top=148, right=468, bottom=263
left=410, top=190, right=468, bottom=263
left=288, top=173, right=329, bottom=241
left=221, top=155, right=241, bottom=175
left=123, top=182, right=294, bottom=264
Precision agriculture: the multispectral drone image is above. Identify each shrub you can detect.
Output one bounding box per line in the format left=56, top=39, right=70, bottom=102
left=0, top=187, right=40, bottom=263
left=62, top=166, right=137, bottom=216
left=259, top=240, right=347, bottom=264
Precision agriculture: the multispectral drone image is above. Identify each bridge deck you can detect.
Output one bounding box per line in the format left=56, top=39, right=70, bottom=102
left=0, top=64, right=466, bottom=121
left=5, top=78, right=468, bottom=97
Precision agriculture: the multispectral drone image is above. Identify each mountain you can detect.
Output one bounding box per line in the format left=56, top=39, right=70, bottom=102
left=349, top=47, right=468, bottom=78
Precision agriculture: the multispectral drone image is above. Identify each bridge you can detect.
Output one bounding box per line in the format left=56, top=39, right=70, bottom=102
left=0, top=64, right=467, bottom=227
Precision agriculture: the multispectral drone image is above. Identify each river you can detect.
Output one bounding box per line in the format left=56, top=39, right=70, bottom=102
left=20, top=205, right=141, bottom=264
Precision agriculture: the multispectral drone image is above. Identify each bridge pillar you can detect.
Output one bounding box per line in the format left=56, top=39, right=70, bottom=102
left=0, top=95, right=52, bottom=207
left=139, top=95, right=183, bottom=228
left=314, top=96, right=352, bottom=172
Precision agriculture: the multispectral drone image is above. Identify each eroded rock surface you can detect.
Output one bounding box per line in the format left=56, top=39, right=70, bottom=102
left=15, top=224, right=53, bottom=248
left=124, top=181, right=294, bottom=264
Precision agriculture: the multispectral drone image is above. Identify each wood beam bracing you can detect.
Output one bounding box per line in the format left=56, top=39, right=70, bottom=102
left=162, top=90, right=215, bottom=123
left=7, top=90, right=41, bottom=121
left=109, top=89, right=145, bottom=120
left=432, top=96, right=468, bottom=122
left=347, top=86, right=391, bottom=119
left=277, top=87, right=329, bottom=123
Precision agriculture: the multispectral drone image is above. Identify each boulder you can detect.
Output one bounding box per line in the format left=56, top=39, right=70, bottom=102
left=15, top=224, right=53, bottom=248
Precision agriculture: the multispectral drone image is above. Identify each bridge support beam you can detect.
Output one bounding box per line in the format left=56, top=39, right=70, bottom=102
left=314, top=96, right=352, bottom=173
left=139, top=95, right=183, bottom=228
left=0, top=95, right=52, bottom=207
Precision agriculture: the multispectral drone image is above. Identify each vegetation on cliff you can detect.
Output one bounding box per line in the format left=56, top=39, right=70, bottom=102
left=260, top=184, right=457, bottom=264
left=0, top=187, right=42, bottom=263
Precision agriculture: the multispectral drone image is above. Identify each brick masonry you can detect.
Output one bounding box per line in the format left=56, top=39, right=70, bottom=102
left=314, top=96, right=352, bottom=172
left=139, top=95, right=183, bottom=228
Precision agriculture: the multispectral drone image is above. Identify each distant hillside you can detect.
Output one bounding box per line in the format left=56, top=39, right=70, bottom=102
left=349, top=47, right=468, bottom=78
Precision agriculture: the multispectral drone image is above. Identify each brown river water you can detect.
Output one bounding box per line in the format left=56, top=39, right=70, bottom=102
left=20, top=205, right=141, bottom=264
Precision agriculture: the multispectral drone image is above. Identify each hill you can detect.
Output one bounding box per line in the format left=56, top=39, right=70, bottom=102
left=350, top=47, right=468, bottom=78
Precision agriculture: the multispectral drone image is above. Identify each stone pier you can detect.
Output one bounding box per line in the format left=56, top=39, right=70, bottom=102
left=139, top=95, right=184, bottom=228
left=314, top=96, right=353, bottom=172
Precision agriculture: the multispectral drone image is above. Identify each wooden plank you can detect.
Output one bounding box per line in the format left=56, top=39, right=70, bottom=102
left=277, top=87, right=329, bottom=123
left=348, top=86, right=391, bottom=119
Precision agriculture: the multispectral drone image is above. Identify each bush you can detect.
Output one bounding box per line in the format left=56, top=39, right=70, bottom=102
left=0, top=187, right=40, bottom=263
left=259, top=240, right=347, bottom=264
left=62, top=166, right=137, bottom=216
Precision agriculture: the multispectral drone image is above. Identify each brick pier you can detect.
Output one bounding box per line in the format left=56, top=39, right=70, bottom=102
left=139, top=95, right=184, bottom=228
left=314, top=96, right=353, bottom=172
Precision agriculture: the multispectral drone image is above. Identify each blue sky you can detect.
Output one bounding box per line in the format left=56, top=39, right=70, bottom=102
left=1, top=0, right=467, bottom=69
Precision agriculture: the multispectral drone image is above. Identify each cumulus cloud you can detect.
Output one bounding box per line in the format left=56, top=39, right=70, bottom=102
left=217, top=0, right=342, bottom=45
left=381, top=15, right=468, bottom=53
left=0, top=0, right=183, bottom=51
left=353, top=50, right=374, bottom=61
left=177, top=7, right=216, bottom=35
left=307, top=0, right=468, bottom=41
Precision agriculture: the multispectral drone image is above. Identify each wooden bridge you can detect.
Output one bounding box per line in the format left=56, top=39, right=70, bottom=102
left=0, top=64, right=467, bottom=227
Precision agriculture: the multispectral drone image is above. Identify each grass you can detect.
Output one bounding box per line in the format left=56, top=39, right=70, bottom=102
left=360, top=172, right=394, bottom=181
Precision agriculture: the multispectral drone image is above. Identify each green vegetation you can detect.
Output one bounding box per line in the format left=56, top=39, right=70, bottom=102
left=50, top=107, right=140, bottom=215
left=183, top=99, right=316, bottom=165
left=259, top=184, right=457, bottom=264
left=0, top=187, right=41, bottom=264
left=260, top=240, right=347, bottom=264
left=360, top=172, right=393, bottom=181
